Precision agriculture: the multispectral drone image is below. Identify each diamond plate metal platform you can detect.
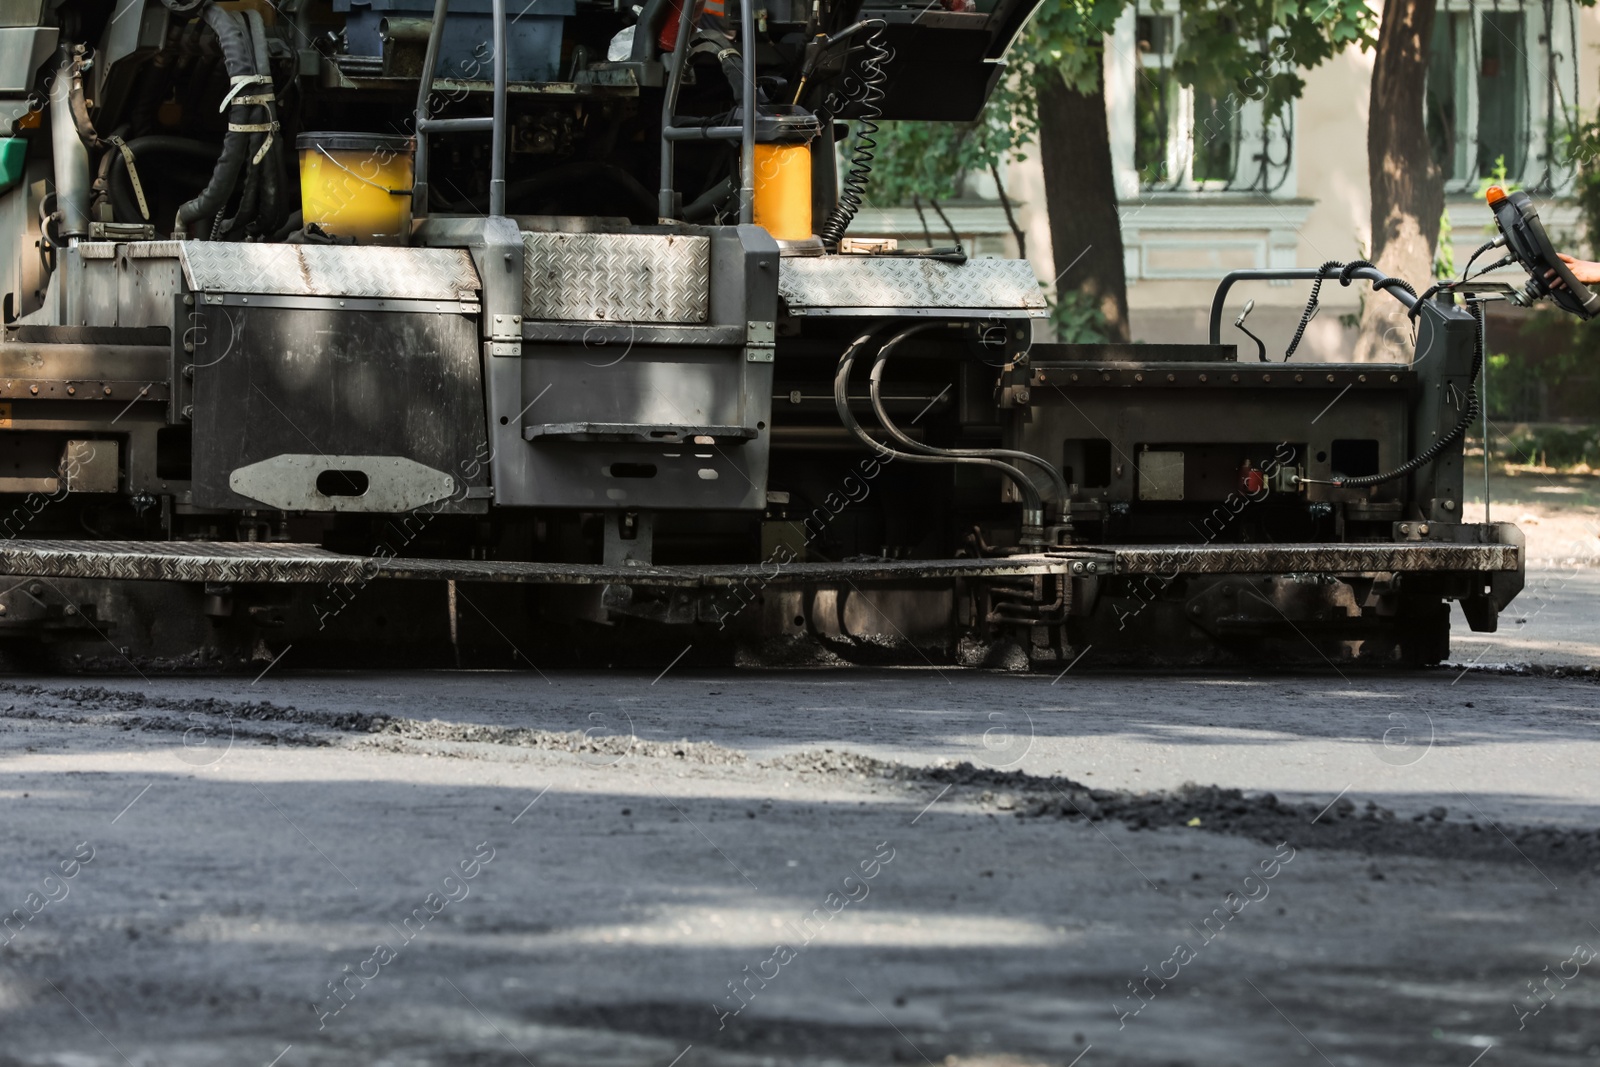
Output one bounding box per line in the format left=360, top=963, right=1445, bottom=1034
left=778, top=256, right=1048, bottom=316
left=180, top=244, right=481, bottom=300
left=521, top=232, right=710, bottom=323
left=0, top=541, right=1519, bottom=586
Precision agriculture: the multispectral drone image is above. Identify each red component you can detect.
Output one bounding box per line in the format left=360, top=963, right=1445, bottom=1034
left=659, top=0, right=686, bottom=51
left=1239, top=463, right=1266, bottom=497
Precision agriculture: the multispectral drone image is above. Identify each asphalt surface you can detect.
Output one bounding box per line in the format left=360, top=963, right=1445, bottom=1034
left=3, top=565, right=1599, bottom=1067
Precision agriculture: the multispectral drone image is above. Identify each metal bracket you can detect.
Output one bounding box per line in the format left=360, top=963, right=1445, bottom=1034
left=746, top=319, right=775, bottom=363
left=489, top=313, right=523, bottom=341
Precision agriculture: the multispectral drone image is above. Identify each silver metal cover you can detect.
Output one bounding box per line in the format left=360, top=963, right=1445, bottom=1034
left=180, top=244, right=480, bottom=300
left=522, top=232, right=710, bottom=323
left=779, top=256, right=1048, bottom=313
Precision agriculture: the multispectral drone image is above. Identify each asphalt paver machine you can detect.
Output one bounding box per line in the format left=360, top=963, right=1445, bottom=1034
left=0, top=0, right=1575, bottom=668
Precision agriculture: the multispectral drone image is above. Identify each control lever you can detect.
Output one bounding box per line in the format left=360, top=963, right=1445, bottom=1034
left=1233, top=299, right=1268, bottom=363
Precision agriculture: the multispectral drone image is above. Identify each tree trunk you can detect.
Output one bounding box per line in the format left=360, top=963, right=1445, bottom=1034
left=1039, top=66, right=1130, bottom=343
left=1358, top=0, right=1441, bottom=361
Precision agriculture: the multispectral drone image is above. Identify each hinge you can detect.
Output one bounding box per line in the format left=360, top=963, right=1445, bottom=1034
left=746, top=319, right=775, bottom=363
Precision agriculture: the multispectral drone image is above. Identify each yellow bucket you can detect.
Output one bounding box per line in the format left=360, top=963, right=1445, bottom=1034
left=296, top=132, right=414, bottom=244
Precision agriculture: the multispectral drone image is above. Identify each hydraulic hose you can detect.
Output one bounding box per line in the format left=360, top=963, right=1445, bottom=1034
left=868, top=323, right=1069, bottom=503
left=1309, top=299, right=1484, bottom=489
left=243, top=8, right=284, bottom=236
left=817, top=20, right=887, bottom=247
left=176, top=4, right=255, bottom=235
left=106, top=136, right=221, bottom=223
left=833, top=330, right=1046, bottom=531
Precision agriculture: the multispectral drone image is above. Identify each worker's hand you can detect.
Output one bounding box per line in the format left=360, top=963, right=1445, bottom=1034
left=1547, top=252, right=1600, bottom=289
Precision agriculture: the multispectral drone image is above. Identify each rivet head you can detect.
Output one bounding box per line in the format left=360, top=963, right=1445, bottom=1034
left=66, top=385, right=75, bottom=395
left=103, top=386, right=112, bottom=396
left=1070, top=373, right=1080, bottom=382
left=28, top=385, right=37, bottom=395
left=1262, top=373, right=1272, bottom=382
left=1390, top=374, right=1400, bottom=383
left=1326, top=374, right=1335, bottom=382
left=1359, top=374, right=1367, bottom=383
left=1231, top=374, right=1239, bottom=382
left=1134, top=373, right=1144, bottom=382
left=1102, top=373, right=1111, bottom=382
left=1167, top=373, right=1176, bottom=382
left=1199, top=373, right=1208, bottom=382
left=1294, top=374, right=1304, bottom=383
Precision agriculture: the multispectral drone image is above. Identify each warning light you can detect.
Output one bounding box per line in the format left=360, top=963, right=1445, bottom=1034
left=1485, top=185, right=1508, bottom=205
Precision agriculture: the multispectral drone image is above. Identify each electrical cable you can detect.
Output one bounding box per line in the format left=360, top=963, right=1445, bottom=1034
left=817, top=20, right=887, bottom=247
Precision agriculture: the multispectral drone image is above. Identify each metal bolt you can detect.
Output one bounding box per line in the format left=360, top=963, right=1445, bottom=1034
left=1443, top=500, right=1456, bottom=511
left=1134, top=373, right=1143, bottom=383
left=103, top=386, right=112, bottom=396
left=28, top=385, right=37, bottom=395
left=1167, top=373, right=1176, bottom=382
left=66, top=385, right=75, bottom=395
left=1419, top=524, right=1430, bottom=534
left=1086, top=562, right=1098, bottom=574
left=1071, top=562, right=1085, bottom=574
left=1400, top=524, right=1411, bottom=533
left=1326, top=374, right=1335, bottom=382
left=1199, top=374, right=1208, bottom=383
left=0, top=604, right=7, bottom=616
left=28, top=583, right=41, bottom=596
left=1390, top=374, right=1400, bottom=383
left=1358, top=374, right=1367, bottom=383
left=1231, top=374, right=1239, bottom=382
left=1070, top=373, right=1080, bottom=382
left=1294, top=374, right=1304, bottom=383
left=1263, top=374, right=1272, bottom=382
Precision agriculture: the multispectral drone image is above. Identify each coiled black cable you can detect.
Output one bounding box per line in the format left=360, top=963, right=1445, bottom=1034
left=817, top=20, right=887, bottom=247
left=1282, top=260, right=1420, bottom=361
left=1324, top=299, right=1484, bottom=488
left=1282, top=259, right=1341, bottom=361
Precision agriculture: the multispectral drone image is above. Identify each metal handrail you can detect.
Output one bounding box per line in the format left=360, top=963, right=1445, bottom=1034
left=1207, top=267, right=1418, bottom=344
left=657, top=0, right=756, bottom=223
left=412, top=0, right=509, bottom=218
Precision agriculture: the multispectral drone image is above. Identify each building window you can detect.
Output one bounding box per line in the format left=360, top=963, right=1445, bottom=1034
left=1426, top=1, right=1578, bottom=192
left=1133, top=7, right=1282, bottom=194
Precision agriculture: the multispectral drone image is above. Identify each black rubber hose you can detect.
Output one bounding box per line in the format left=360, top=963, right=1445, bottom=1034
left=1327, top=300, right=1483, bottom=488
left=243, top=9, right=283, bottom=236
left=106, top=136, right=221, bottom=224
left=868, top=322, right=1069, bottom=501
left=176, top=4, right=254, bottom=234
left=817, top=20, right=887, bottom=247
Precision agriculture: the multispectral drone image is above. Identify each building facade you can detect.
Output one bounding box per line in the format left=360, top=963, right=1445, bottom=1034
left=855, top=0, right=1600, bottom=361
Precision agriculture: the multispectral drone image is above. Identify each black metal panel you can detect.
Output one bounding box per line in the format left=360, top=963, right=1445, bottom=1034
left=190, top=301, right=489, bottom=511
left=1031, top=343, right=1240, bottom=363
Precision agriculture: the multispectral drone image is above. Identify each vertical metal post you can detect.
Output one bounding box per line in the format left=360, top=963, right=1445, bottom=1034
left=738, top=0, right=756, bottom=224
left=1481, top=343, right=1491, bottom=524
left=50, top=49, right=90, bottom=239
left=412, top=0, right=451, bottom=218
left=658, top=0, right=699, bottom=219
left=489, top=0, right=508, bottom=217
